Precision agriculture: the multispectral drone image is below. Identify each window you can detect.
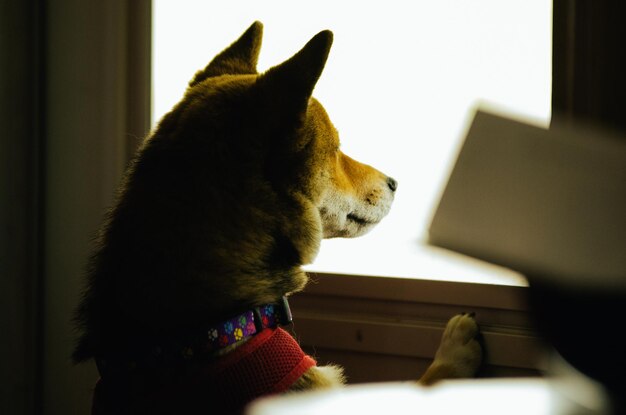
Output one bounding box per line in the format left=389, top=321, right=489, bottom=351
left=152, top=0, right=552, bottom=285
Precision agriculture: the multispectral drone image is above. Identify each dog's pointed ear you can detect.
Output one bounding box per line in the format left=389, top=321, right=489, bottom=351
left=256, top=30, right=333, bottom=133
left=189, top=21, right=263, bottom=87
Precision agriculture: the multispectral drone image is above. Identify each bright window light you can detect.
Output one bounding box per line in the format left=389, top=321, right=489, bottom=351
left=152, top=1, right=551, bottom=284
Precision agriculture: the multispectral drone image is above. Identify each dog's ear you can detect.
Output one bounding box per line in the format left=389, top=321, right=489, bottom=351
left=188, top=21, right=263, bottom=87
left=256, top=30, right=333, bottom=136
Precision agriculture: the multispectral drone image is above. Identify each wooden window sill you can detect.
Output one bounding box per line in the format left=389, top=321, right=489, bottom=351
left=292, top=242, right=547, bottom=383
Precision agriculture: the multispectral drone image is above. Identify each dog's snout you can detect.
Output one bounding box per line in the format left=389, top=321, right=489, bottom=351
left=387, top=177, right=398, bottom=192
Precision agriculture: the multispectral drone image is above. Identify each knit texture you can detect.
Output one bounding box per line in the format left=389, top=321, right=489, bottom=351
left=202, top=327, right=316, bottom=400
left=92, top=327, right=316, bottom=414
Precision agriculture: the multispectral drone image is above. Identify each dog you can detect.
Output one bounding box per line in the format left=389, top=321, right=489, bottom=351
left=73, top=21, right=482, bottom=414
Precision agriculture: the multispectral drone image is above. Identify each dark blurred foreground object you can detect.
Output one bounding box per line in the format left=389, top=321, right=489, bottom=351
left=429, top=110, right=626, bottom=411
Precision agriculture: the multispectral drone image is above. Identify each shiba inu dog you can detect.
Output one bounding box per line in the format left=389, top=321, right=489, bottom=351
left=73, top=22, right=482, bottom=414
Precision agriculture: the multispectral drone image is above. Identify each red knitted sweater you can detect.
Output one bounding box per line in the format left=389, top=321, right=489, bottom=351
left=92, top=328, right=316, bottom=414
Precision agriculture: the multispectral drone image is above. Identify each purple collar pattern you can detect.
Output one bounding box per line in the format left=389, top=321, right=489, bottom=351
left=206, top=296, right=293, bottom=351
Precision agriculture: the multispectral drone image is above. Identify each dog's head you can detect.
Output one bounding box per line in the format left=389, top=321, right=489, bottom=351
left=140, top=21, right=396, bottom=310
left=150, top=21, right=396, bottom=261
left=74, top=23, right=396, bottom=358
left=187, top=22, right=396, bottom=236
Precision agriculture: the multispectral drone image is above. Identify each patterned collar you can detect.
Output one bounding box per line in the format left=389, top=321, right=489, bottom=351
left=205, top=296, right=293, bottom=352
left=95, top=296, right=294, bottom=378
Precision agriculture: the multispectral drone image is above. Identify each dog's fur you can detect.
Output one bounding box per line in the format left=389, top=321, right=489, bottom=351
left=74, top=22, right=482, bottom=413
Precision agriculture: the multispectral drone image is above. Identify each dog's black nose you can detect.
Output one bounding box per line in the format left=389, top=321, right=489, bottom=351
left=387, top=177, right=398, bottom=192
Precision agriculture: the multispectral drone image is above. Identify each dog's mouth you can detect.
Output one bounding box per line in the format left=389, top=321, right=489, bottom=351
left=346, top=213, right=378, bottom=226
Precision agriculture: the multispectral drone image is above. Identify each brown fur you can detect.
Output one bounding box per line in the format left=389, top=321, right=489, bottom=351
left=73, top=21, right=481, bottom=412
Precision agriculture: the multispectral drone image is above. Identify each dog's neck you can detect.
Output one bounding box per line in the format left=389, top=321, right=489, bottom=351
left=206, top=296, right=293, bottom=353
left=95, top=297, right=294, bottom=378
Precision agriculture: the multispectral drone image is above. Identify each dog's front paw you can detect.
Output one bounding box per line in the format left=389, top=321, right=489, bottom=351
left=419, top=313, right=483, bottom=385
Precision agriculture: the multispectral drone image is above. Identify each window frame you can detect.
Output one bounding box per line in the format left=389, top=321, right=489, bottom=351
left=552, top=0, right=626, bottom=131
left=11, top=1, right=626, bottom=412
left=148, top=1, right=557, bottom=379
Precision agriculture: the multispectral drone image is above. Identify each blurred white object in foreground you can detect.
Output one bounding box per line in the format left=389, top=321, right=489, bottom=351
left=247, top=370, right=610, bottom=415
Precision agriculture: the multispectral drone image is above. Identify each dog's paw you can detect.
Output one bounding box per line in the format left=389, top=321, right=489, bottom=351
left=419, top=313, right=483, bottom=385
left=288, top=365, right=345, bottom=391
